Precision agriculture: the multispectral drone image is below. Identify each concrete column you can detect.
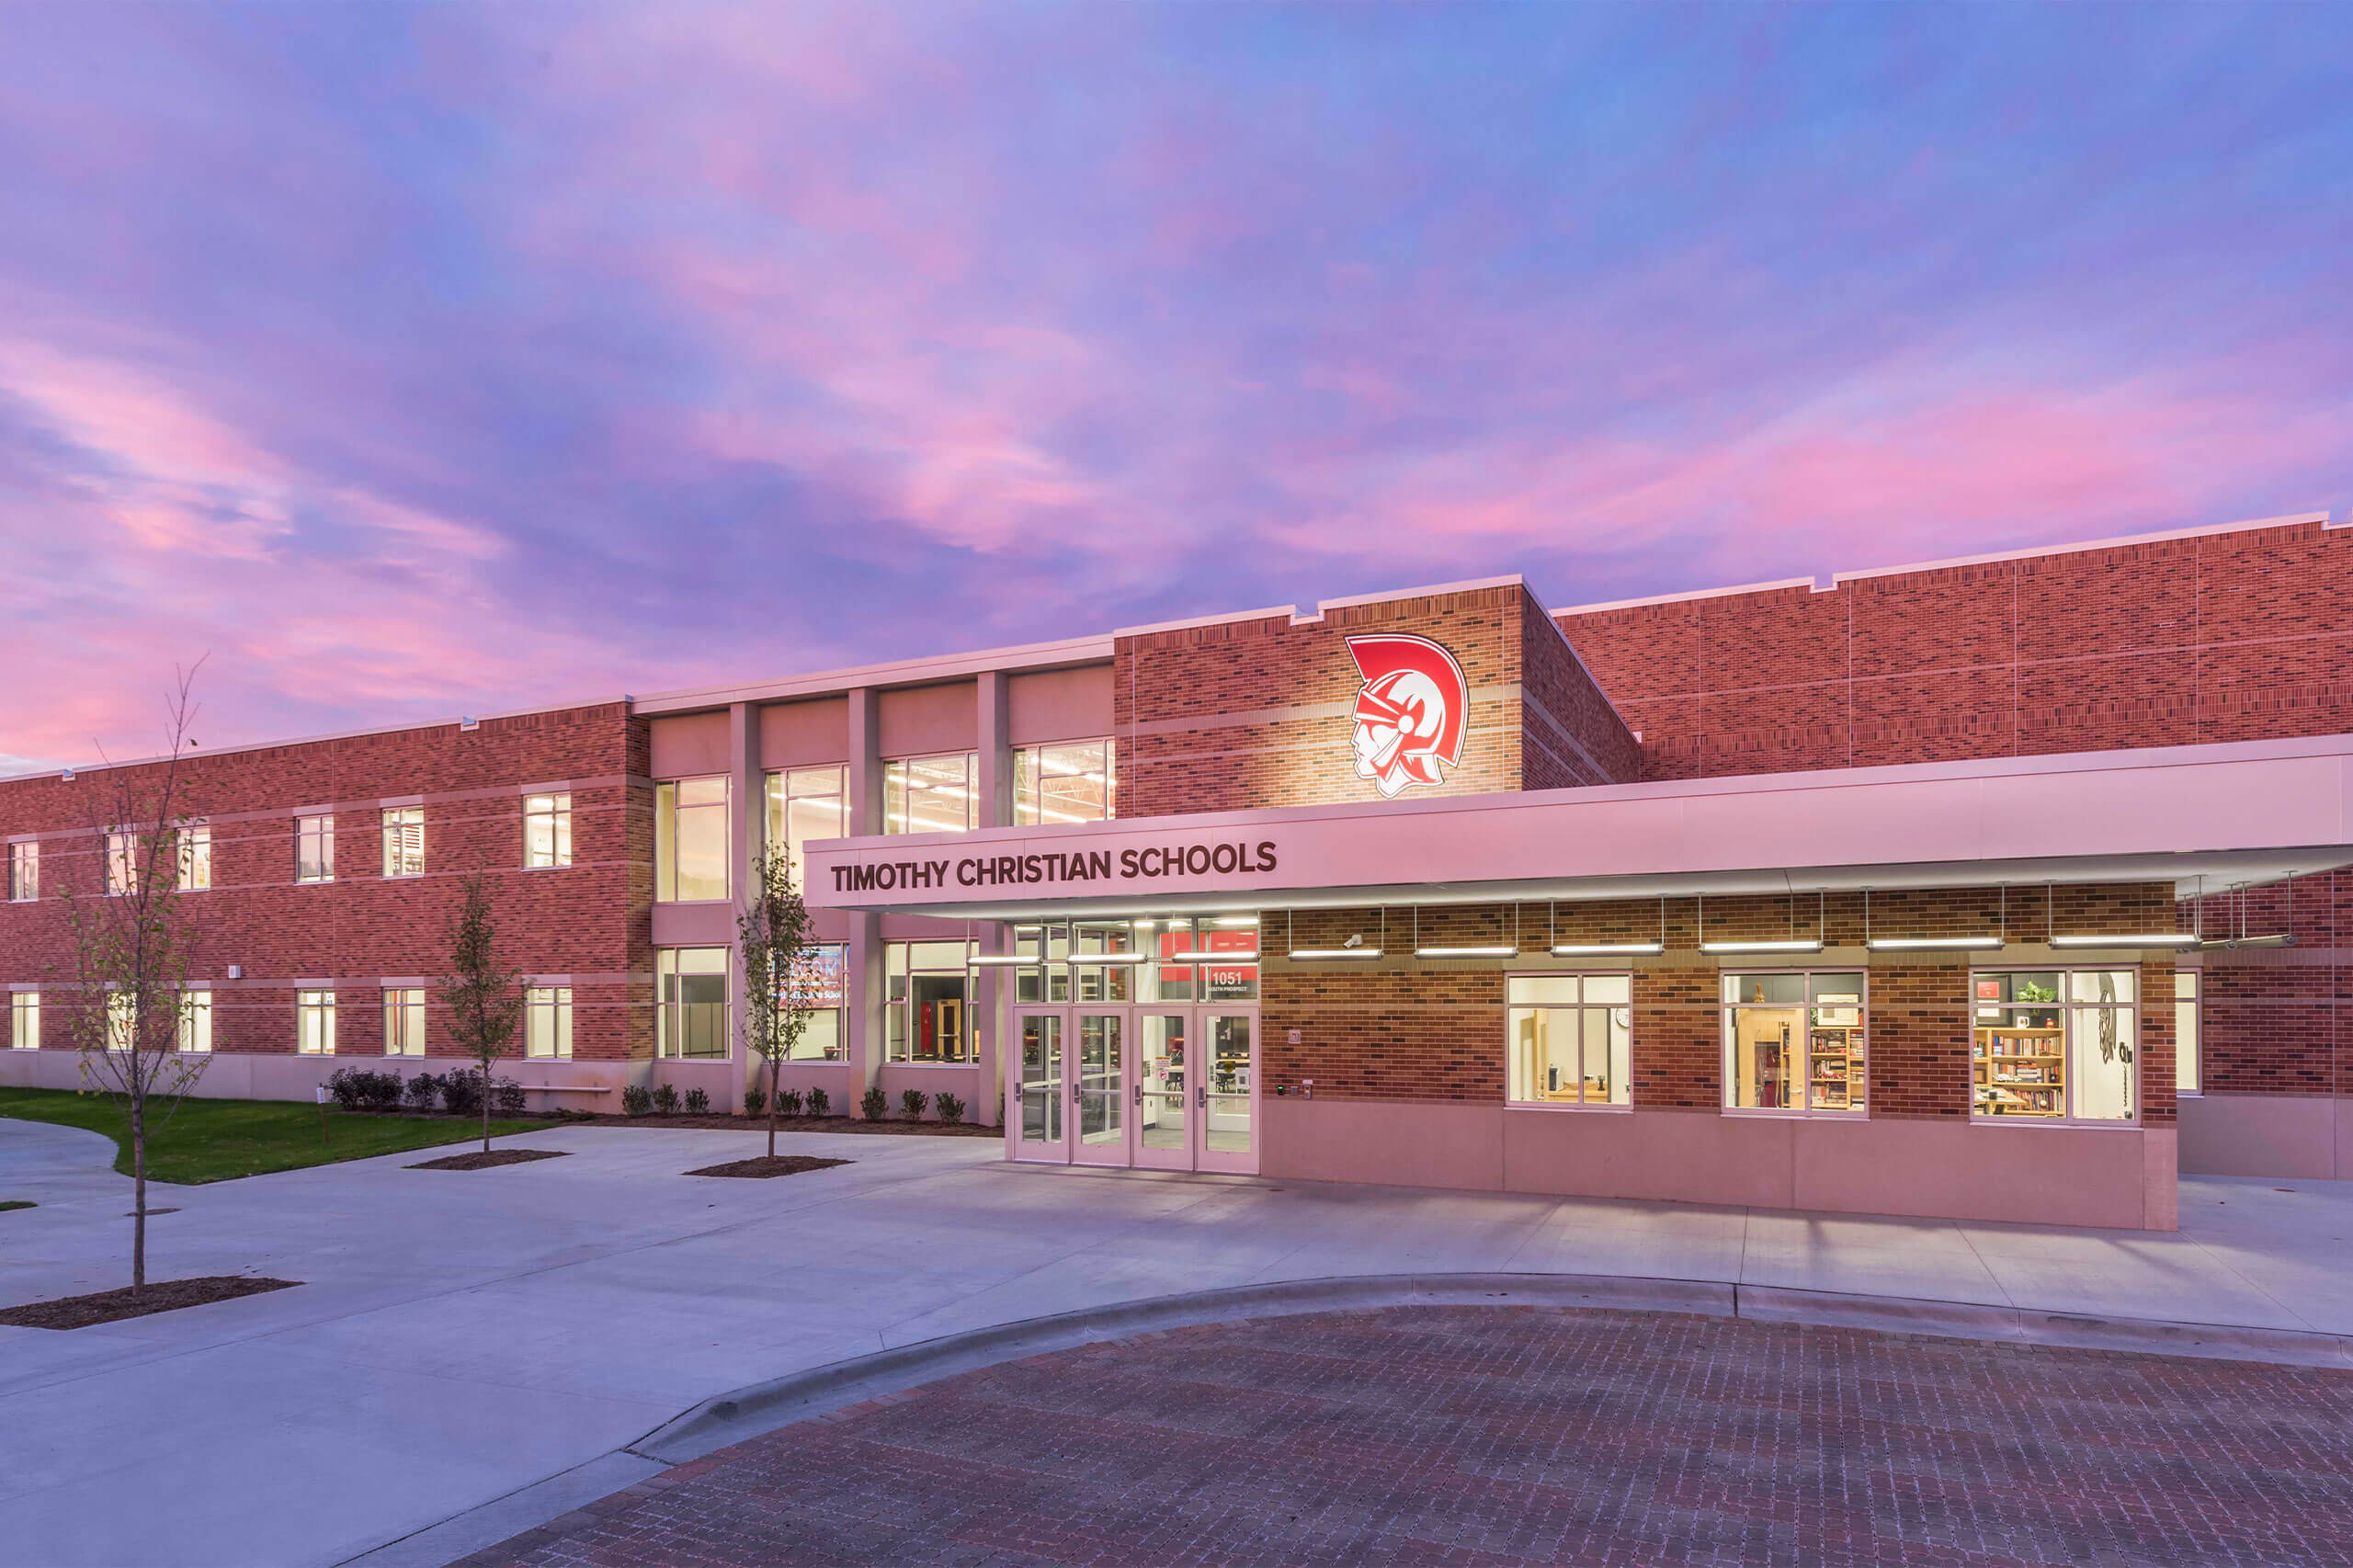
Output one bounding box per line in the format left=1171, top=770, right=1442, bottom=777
left=727, top=701, right=759, bottom=1108
left=975, top=671, right=1011, bottom=1123
left=845, top=688, right=883, bottom=1098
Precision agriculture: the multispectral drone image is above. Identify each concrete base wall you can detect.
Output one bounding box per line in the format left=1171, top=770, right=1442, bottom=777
left=0, top=1048, right=642, bottom=1117
left=2178, top=1093, right=2353, bottom=1180
left=1263, top=1098, right=2178, bottom=1231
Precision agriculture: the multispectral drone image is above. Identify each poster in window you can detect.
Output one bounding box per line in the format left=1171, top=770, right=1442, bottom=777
left=781, top=945, right=847, bottom=1010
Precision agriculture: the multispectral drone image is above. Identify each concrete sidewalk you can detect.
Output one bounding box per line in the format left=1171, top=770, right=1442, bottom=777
left=3, top=1118, right=2350, bottom=1568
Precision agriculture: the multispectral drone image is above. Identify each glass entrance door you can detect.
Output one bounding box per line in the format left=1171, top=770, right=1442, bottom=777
left=1073, top=1012, right=1127, bottom=1166
left=1133, top=1011, right=1191, bottom=1171
left=1197, top=1012, right=1258, bottom=1173
left=1010, top=1009, right=1068, bottom=1162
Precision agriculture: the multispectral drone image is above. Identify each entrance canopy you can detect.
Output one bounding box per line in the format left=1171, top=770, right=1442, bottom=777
left=803, top=733, right=2353, bottom=921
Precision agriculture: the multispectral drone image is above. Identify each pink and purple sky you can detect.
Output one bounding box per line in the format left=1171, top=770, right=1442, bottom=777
left=3, top=5, right=2348, bottom=773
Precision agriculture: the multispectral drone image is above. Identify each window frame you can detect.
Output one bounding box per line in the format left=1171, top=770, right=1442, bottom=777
left=296, top=814, right=335, bottom=884
left=381, top=805, right=426, bottom=880
left=525, top=985, right=574, bottom=1060
left=7, top=840, right=37, bottom=903
left=523, top=792, right=573, bottom=869
left=654, top=778, right=731, bottom=903
left=1013, top=738, right=1117, bottom=826
left=8, top=991, right=39, bottom=1050
left=1970, top=965, right=2142, bottom=1127
left=383, top=988, right=427, bottom=1057
left=779, top=941, right=849, bottom=1061
left=2175, top=968, right=2200, bottom=1096
left=177, top=822, right=211, bottom=892
left=884, top=938, right=977, bottom=1064
left=882, top=752, right=980, bottom=835
left=105, top=827, right=136, bottom=896
left=177, top=990, right=213, bottom=1054
left=657, top=947, right=731, bottom=1060
left=296, top=990, right=336, bottom=1056
left=1720, top=969, right=1870, bottom=1119
left=1506, top=971, right=1633, bottom=1111
left=764, top=765, right=847, bottom=891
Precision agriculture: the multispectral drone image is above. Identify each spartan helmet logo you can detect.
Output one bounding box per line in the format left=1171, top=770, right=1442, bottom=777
left=1346, top=633, right=1468, bottom=797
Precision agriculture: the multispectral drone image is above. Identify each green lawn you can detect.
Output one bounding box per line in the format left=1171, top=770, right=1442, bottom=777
left=0, top=1088, right=560, bottom=1185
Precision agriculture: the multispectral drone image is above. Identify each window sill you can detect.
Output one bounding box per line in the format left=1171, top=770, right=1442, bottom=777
left=654, top=898, right=731, bottom=908
left=1720, top=1108, right=1869, bottom=1121
left=882, top=1060, right=979, bottom=1070
left=1970, top=1116, right=2142, bottom=1131
left=1506, top=1099, right=1632, bottom=1114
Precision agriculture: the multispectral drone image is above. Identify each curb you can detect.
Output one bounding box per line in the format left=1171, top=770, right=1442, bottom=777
left=626, top=1271, right=2353, bottom=1467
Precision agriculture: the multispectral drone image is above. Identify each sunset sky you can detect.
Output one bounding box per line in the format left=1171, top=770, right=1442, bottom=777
left=3, top=5, right=2347, bottom=773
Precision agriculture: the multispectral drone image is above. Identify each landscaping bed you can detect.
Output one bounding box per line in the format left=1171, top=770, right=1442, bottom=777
left=0, top=1275, right=298, bottom=1330
left=685, top=1154, right=853, bottom=1179
left=406, top=1148, right=572, bottom=1171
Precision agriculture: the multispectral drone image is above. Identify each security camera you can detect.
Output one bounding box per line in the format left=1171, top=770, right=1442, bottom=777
left=1342, top=933, right=1363, bottom=949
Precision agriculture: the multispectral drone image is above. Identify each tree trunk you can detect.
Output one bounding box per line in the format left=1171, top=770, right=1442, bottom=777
left=131, top=1089, right=147, bottom=1295
left=767, top=1057, right=779, bottom=1160
left=481, top=1062, right=492, bottom=1154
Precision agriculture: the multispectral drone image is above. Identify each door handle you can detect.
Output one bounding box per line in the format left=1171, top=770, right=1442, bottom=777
left=1195, top=1085, right=1206, bottom=1108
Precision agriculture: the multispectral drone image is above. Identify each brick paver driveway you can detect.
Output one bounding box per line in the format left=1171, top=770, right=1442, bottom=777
left=460, top=1305, right=2353, bottom=1568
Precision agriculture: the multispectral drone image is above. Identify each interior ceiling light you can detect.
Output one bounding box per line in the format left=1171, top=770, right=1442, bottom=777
left=1699, top=938, right=1824, bottom=954
left=2049, top=934, right=2199, bottom=949
left=1211, top=915, right=1260, bottom=926
left=1551, top=942, right=1664, bottom=956
left=1168, top=949, right=1256, bottom=962
left=1415, top=945, right=1518, bottom=958
left=1866, top=936, right=2005, bottom=950
left=1067, top=952, right=1148, bottom=964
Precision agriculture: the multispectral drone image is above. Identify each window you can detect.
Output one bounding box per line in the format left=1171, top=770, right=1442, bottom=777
left=9, top=992, right=38, bottom=1050
left=7, top=841, right=36, bottom=902
left=779, top=944, right=848, bottom=1060
left=1014, top=739, right=1115, bottom=824
left=383, top=989, right=426, bottom=1056
left=1972, top=969, right=2136, bottom=1122
left=177, top=991, right=212, bottom=1054
left=381, top=806, right=425, bottom=879
left=1509, top=974, right=1631, bottom=1107
left=2175, top=970, right=2200, bottom=1095
left=1008, top=916, right=1258, bottom=1005
left=297, top=990, right=336, bottom=1055
left=297, top=815, right=335, bottom=883
left=526, top=986, right=574, bottom=1060
left=884, top=752, right=978, bottom=834
left=1723, top=971, right=1866, bottom=1114
left=654, top=778, right=729, bottom=902
left=107, top=992, right=136, bottom=1051
left=177, top=823, right=211, bottom=891
left=106, top=828, right=136, bottom=895
left=886, top=940, right=973, bottom=1062
left=658, top=948, right=729, bottom=1058
left=765, top=766, right=846, bottom=889
left=523, top=792, right=573, bottom=869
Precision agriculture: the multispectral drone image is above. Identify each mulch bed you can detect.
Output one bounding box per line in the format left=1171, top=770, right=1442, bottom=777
left=582, top=1114, right=998, bottom=1138
left=0, top=1275, right=298, bottom=1331
left=684, top=1155, right=854, bottom=1180
left=405, top=1148, right=574, bottom=1171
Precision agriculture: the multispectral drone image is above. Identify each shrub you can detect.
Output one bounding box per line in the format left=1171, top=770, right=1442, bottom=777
left=899, top=1089, right=928, bottom=1121
left=859, top=1085, right=888, bottom=1122
left=441, top=1069, right=483, bottom=1118
left=362, top=1071, right=405, bottom=1111
left=778, top=1087, right=804, bottom=1118
left=405, top=1072, right=441, bottom=1111
left=325, top=1068, right=368, bottom=1112
left=652, top=1083, right=681, bottom=1116
left=934, top=1093, right=966, bottom=1125
left=742, top=1084, right=767, bottom=1119
left=806, top=1086, right=831, bottom=1118
left=620, top=1083, right=653, bottom=1117
left=684, top=1087, right=710, bottom=1116
left=494, top=1077, right=526, bottom=1117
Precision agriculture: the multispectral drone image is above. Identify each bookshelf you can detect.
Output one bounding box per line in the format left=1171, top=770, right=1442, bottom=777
left=1973, top=1025, right=2064, bottom=1116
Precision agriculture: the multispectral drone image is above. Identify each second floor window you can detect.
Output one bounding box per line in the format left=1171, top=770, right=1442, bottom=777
left=8, top=841, right=37, bottom=902
left=106, top=829, right=136, bottom=895
left=384, top=989, right=426, bottom=1056
left=654, top=778, right=729, bottom=903
left=765, top=766, right=846, bottom=890
left=178, top=991, right=213, bottom=1053
left=177, top=823, right=211, bottom=891
left=297, top=990, right=336, bottom=1055
left=525, top=986, right=574, bottom=1059
left=381, top=807, right=425, bottom=879
left=297, top=815, right=335, bottom=883
left=523, top=793, right=573, bottom=869
left=884, top=752, right=978, bottom=834
left=1015, top=739, right=1115, bottom=824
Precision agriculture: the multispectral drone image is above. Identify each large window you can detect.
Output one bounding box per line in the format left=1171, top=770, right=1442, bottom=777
left=106, top=828, right=136, bottom=895
left=884, top=753, right=978, bottom=834
left=107, top=993, right=136, bottom=1051
left=7, top=841, right=36, bottom=903
left=526, top=986, right=574, bottom=1060
left=2175, top=970, right=2200, bottom=1095
left=384, top=989, right=426, bottom=1056
left=655, top=778, right=730, bottom=902
left=177, top=824, right=211, bottom=891
left=1722, top=971, right=1866, bottom=1115
left=1014, top=739, right=1115, bottom=825
left=297, top=990, right=336, bottom=1055
left=177, top=991, right=212, bottom=1054
left=765, top=766, right=847, bottom=889
left=8, top=992, right=37, bottom=1050
left=381, top=807, right=425, bottom=879
left=1508, top=974, right=1631, bottom=1108
left=1972, top=969, right=2137, bottom=1122
left=887, top=940, right=973, bottom=1062
left=297, top=814, right=335, bottom=884
left=658, top=948, right=729, bottom=1058
left=523, top=792, right=573, bottom=869
left=1008, top=917, right=1258, bottom=1006
left=780, top=943, right=849, bottom=1060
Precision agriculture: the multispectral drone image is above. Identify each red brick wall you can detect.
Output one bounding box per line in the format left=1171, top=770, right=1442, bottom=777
left=2185, top=873, right=2346, bottom=1097
left=1519, top=595, right=1641, bottom=790
left=0, top=704, right=653, bottom=1064
left=1560, top=518, right=2353, bottom=780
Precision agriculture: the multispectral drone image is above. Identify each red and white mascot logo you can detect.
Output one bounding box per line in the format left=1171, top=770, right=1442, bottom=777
left=1346, top=633, right=1468, bottom=797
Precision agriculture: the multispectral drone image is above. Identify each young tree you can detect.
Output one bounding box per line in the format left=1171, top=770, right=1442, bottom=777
left=737, top=842, right=815, bottom=1161
left=60, top=665, right=209, bottom=1296
left=437, top=872, right=525, bottom=1154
